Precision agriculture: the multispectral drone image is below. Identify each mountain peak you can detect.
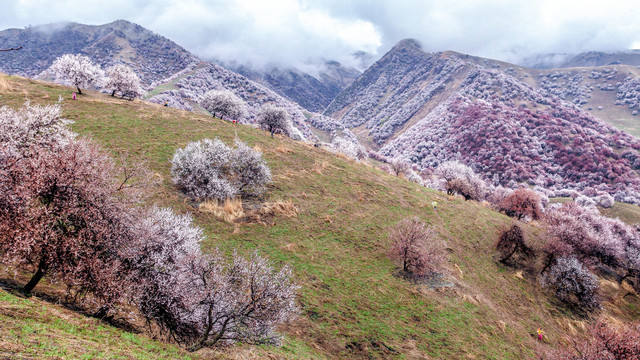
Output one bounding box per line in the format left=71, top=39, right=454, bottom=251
left=393, top=38, right=423, bottom=51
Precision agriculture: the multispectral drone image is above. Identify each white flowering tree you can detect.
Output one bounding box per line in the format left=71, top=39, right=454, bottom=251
left=128, top=207, right=298, bottom=349
left=435, top=161, right=486, bottom=201
left=258, top=105, right=292, bottom=138
left=105, top=64, right=144, bottom=99
left=171, top=138, right=271, bottom=200
left=200, top=90, right=247, bottom=121
left=49, top=54, right=104, bottom=94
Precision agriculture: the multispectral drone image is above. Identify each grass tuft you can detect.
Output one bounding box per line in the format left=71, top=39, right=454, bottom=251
left=199, top=198, right=244, bottom=223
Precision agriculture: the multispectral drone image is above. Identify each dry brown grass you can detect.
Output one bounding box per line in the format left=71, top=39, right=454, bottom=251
left=239, top=200, right=299, bottom=225
left=311, top=161, right=328, bottom=174
left=0, top=76, right=12, bottom=91
left=275, top=145, right=293, bottom=154
left=259, top=200, right=299, bottom=218
left=199, top=198, right=244, bottom=223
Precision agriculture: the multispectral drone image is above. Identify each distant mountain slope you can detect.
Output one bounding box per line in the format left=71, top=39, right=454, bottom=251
left=146, top=62, right=318, bottom=140
left=325, top=39, right=466, bottom=145
left=559, top=50, right=640, bottom=68
left=326, top=39, right=640, bottom=202
left=228, top=61, right=360, bottom=113
left=0, top=20, right=198, bottom=85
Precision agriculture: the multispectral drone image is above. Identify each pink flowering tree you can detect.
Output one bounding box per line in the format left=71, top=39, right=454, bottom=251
left=388, top=217, right=447, bottom=277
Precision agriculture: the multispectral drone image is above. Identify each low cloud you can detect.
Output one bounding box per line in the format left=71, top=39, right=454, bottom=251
left=1, top=0, right=640, bottom=69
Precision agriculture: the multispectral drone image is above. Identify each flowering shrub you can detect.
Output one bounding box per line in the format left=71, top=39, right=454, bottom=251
left=200, top=89, right=248, bottom=120
left=541, top=256, right=600, bottom=310
left=498, top=189, right=543, bottom=220
left=435, top=161, right=486, bottom=201
left=171, top=138, right=271, bottom=200
left=128, top=208, right=298, bottom=349
left=258, top=105, right=292, bottom=137
left=0, top=103, right=145, bottom=302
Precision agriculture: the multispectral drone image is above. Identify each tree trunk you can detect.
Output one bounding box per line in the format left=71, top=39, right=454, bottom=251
left=76, top=86, right=82, bottom=95
left=540, top=254, right=554, bottom=275
left=23, top=263, right=46, bottom=294
left=111, top=90, right=116, bottom=96
left=500, top=245, right=517, bottom=263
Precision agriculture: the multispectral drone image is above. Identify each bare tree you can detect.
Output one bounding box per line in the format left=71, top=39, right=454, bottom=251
left=200, top=90, right=247, bottom=121
left=0, top=46, right=22, bottom=52
left=49, top=54, right=104, bottom=94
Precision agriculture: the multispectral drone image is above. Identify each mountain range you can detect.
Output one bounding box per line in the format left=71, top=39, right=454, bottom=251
left=3, top=20, right=640, bottom=203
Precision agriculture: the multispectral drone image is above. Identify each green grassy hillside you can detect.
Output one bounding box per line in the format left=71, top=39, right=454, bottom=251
left=2, top=73, right=640, bottom=359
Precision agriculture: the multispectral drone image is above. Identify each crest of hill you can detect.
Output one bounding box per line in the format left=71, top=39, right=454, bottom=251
left=3, top=73, right=640, bottom=359
left=0, top=20, right=198, bottom=85
left=557, top=50, right=640, bottom=68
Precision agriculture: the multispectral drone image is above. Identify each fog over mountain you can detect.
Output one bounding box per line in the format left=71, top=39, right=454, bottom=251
left=2, top=0, right=640, bottom=71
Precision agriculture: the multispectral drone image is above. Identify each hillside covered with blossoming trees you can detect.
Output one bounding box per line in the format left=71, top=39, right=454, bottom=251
left=326, top=39, right=640, bottom=203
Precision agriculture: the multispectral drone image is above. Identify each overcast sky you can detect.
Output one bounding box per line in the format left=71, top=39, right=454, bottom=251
left=2, top=0, right=640, bottom=70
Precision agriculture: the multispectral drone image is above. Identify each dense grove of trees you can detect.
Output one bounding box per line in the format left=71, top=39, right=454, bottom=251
left=0, top=103, right=297, bottom=349
left=381, top=84, right=640, bottom=203
left=538, top=70, right=592, bottom=106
